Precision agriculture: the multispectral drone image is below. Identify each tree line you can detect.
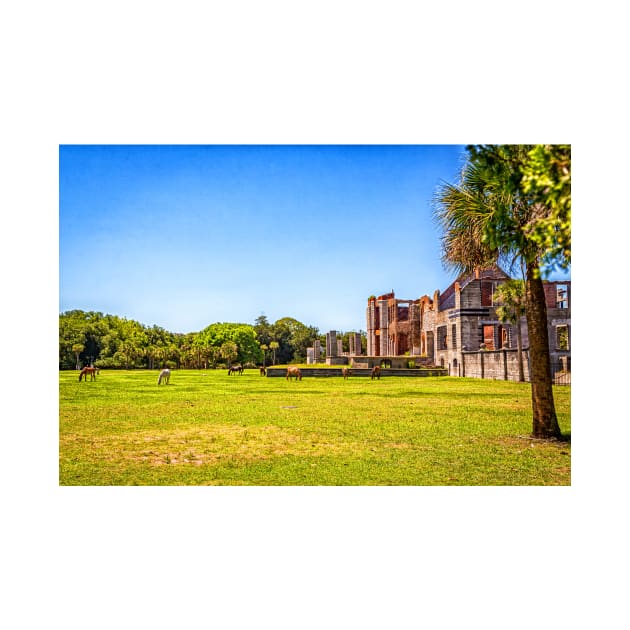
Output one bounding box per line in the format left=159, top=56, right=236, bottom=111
left=59, top=310, right=366, bottom=370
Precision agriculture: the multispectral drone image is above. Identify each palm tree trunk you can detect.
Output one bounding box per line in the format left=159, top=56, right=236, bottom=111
left=525, top=263, right=561, bottom=438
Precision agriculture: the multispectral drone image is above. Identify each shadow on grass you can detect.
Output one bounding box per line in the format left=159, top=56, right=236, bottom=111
left=232, top=388, right=333, bottom=396
left=363, top=390, right=518, bottom=399
left=525, top=432, right=571, bottom=444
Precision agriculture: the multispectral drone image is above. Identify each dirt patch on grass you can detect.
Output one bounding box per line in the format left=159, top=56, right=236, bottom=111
left=66, top=424, right=362, bottom=467
left=492, top=435, right=572, bottom=453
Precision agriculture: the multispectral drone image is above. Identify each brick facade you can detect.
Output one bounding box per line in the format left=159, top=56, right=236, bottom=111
left=365, top=266, right=571, bottom=380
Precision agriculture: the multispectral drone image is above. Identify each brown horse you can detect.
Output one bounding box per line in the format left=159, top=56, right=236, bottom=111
left=79, top=366, right=98, bottom=382
left=259, top=367, right=266, bottom=376
left=342, top=367, right=351, bottom=380
left=286, top=366, right=302, bottom=381
left=371, top=366, right=381, bottom=380
left=228, top=364, right=244, bottom=375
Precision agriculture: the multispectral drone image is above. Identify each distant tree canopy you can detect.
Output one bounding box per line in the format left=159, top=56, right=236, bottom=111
left=270, top=317, right=320, bottom=364
left=197, top=322, right=263, bottom=366
left=254, top=315, right=338, bottom=365
left=59, top=310, right=181, bottom=370
left=59, top=310, right=364, bottom=370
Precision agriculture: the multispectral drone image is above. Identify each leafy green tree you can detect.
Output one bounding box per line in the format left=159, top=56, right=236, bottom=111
left=59, top=311, right=89, bottom=368
left=153, top=345, right=167, bottom=368
left=120, top=340, right=137, bottom=369
left=198, top=322, right=263, bottom=365
left=190, top=336, right=206, bottom=368
left=270, top=317, right=319, bottom=364
left=166, top=342, right=180, bottom=368
left=202, top=345, right=220, bottom=369
left=434, top=144, right=570, bottom=439
left=60, top=310, right=182, bottom=369
left=291, top=325, right=320, bottom=362
left=142, top=325, right=169, bottom=369
left=145, top=345, right=158, bottom=370
left=269, top=318, right=296, bottom=364
left=494, top=279, right=526, bottom=382
left=220, top=341, right=238, bottom=366
left=60, top=311, right=324, bottom=371
left=269, top=341, right=279, bottom=365
left=254, top=314, right=272, bottom=347
left=521, top=144, right=571, bottom=274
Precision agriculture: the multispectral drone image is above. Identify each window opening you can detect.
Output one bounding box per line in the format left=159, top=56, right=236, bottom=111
left=483, top=325, right=495, bottom=350
left=556, top=285, right=568, bottom=309
left=556, top=325, right=569, bottom=350
left=437, top=325, right=448, bottom=350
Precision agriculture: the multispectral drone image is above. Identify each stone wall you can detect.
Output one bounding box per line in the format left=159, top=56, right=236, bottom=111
left=265, top=367, right=447, bottom=378
left=460, top=349, right=531, bottom=381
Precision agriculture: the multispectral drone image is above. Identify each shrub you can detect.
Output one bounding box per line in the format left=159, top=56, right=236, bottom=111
left=95, top=357, right=123, bottom=369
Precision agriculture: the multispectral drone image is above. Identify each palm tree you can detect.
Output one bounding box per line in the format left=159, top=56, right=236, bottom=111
left=434, top=144, right=567, bottom=439
left=167, top=343, right=180, bottom=369
left=220, top=341, right=238, bottom=367
left=72, top=343, right=85, bottom=370
left=260, top=344, right=268, bottom=367
left=120, top=341, right=137, bottom=369
left=269, top=341, right=279, bottom=366
left=154, top=345, right=167, bottom=369
left=494, top=279, right=526, bottom=382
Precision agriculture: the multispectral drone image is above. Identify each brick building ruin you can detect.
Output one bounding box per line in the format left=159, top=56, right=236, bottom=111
left=365, top=265, right=571, bottom=381
left=307, top=331, right=364, bottom=365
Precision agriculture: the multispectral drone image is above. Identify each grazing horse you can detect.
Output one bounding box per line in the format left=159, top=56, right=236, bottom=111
left=157, top=368, right=171, bottom=385
left=371, top=366, right=381, bottom=380
left=342, top=367, right=351, bottom=380
left=286, top=366, right=302, bottom=381
left=259, top=367, right=266, bottom=376
left=79, top=366, right=98, bottom=382
left=228, top=364, right=244, bottom=375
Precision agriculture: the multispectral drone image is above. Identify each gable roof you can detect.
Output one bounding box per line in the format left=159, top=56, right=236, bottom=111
left=438, top=265, right=510, bottom=310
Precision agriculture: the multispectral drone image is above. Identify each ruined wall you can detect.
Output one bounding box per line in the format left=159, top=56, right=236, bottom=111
left=366, top=273, right=570, bottom=381
left=545, top=282, right=571, bottom=363
left=461, top=350, right=531, bottom=381
left=326, top=331, right=338, bottom=357
left=432, top=305, right=451, bottom=368
left=378, top=298, right=389, bottom=356
left=421, top=304, right=435, bottom=357
left=348, top=332, right=362, bottom=355
left=461, top=280, right=482, bottom=308
left=366, top=301, right=376, bottom=356
left=409, top=302, right=422, bottom=354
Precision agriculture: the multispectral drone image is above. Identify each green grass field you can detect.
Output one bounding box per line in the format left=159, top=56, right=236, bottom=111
left=59, top=369, right=571, bottom=485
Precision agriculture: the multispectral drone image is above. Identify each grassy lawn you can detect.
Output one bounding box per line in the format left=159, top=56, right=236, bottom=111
left=59, top=369, right=571, bottom=486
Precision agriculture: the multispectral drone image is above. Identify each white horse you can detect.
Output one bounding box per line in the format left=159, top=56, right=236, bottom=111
left=157, top=368, right=171, bottom=385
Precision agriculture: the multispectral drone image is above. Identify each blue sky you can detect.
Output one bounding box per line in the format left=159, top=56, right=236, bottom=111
left=59, top=145, right=570, bottom=334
